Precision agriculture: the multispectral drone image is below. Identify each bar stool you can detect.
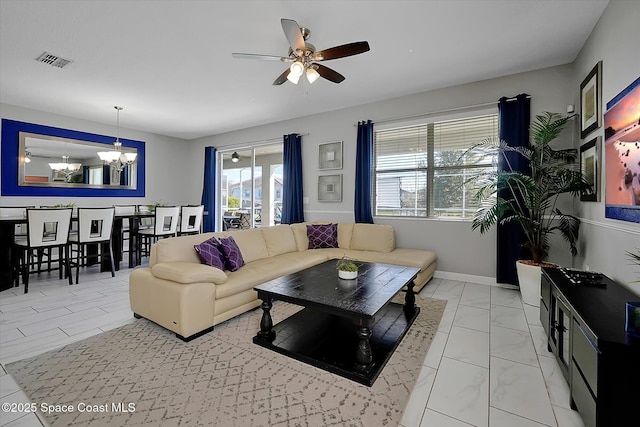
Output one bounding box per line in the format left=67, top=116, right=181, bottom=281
left=37, top=205, right=75, bottom=273
left=69, top=207, right=116, bottom=284
left=138, top=206, right=180, bottom=256
left=137, top=205, right=154, bottom=230
left=14, top=208, right=73, bottom=293
left=177, top=205, right=204, bottom=236
left=113, top=205, right=136, bottom=257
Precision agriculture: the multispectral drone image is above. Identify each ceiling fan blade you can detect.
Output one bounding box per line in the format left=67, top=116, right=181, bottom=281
left=313, top=41, right=370, bottom=61
left=232, top=53, right=287, bottom=61
left=281, top=18, right=305, bottom=56
left=272, top=68, right=290, bottom=85
left=315, top=64, right=345, bottom=84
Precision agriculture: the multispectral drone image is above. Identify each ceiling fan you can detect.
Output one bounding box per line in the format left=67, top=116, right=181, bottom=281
left=232, top=18, right=370, bottom=85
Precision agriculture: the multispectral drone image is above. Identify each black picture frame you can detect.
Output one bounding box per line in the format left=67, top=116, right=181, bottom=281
left=580, top=61, right=602, bottom=139
left=580, top=136, right=600, bottom=202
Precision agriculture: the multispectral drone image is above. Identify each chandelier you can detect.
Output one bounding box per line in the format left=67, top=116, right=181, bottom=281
left=49, top=155, right=82, bottom=182
left=97, top=106, right=137, bottom=172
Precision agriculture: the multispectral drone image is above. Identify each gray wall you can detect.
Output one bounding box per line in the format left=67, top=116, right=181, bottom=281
left=0, top=103, right=194, bottom=207
left=572, top=0, right=640, bottom=292
left=187, top=64, right=577, bottom=280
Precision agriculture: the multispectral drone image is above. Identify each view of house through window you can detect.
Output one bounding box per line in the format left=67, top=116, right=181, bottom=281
left=220, top=143, right=283, bottom=229
left=374, top=111, right=498, bottom=218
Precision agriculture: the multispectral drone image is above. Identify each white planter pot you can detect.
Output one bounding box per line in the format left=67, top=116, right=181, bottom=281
left=338, top=270, right=358, bottom=280
left=516, top=260, right=542, bottom=307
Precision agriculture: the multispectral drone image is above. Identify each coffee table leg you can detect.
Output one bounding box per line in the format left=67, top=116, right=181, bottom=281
left=404, top=280, right=417, bottom=315
left=354, top=324, right=373, bottom=372
left=257, top=297, right=275, bottom=341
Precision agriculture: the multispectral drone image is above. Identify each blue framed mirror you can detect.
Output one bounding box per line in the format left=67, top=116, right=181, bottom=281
left=1, top=119, right=145, bottom=197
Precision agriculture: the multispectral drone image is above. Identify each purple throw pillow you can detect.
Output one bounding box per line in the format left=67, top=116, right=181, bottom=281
left=194, top=237, right=226, bottom=271
left=218, top=236, right=245, bottom=272
left=307, top=223, right=338, bottom=249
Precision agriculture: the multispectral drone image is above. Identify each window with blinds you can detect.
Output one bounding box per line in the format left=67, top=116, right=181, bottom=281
left=374, top=112, right=498, bottom=218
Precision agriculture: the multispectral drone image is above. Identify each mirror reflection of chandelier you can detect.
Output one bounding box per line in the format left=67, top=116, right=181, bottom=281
left=97, top=106, right=137, bottom=172
left=49, top=155, right=82, bottom=181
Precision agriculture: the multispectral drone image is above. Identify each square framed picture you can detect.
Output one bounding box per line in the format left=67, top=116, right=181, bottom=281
left=580, top=61, right=602, bottom=139
left=580, top=136, right=601, bottom=202
left=318, top=174, right=342, bottom=202
left=318, top=141, right=343, bottom=170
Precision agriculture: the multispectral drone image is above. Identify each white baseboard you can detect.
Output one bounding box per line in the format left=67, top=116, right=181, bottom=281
left=433, top=270, right=518, bottom=289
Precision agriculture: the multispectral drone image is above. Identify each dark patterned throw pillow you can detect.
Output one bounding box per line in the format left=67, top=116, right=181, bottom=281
left=307, top=223, right=338, bottom=249
left=218, top=236, right=245, bottom=271
left=194, top=237, right=226, bottom=271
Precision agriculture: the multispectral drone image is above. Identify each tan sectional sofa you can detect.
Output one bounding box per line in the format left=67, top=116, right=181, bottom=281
left=129, top=222, right=437, bottom=341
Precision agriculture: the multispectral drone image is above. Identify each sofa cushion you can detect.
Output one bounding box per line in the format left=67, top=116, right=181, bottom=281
left=340, top=248, right=437, bottom=271
left=152, top=233, right=214, bottom=266
left=218, top=236, right=245, bottom=271
left=261, top=225, right=297, bottom=256
left=215, top=251, right=329, bottom=299
left=291, top=223, right=309, bottom=251
left=336, top=223, right=354, bottom=248
left=194, top=237, right=226, bottom=270
left=225, top=228, right=269, bottom=263
left=350, top=224, right=395, bottom=252
left=151, top=262, right=227, bottom=284
left=307, top=223, right=338, bottom=249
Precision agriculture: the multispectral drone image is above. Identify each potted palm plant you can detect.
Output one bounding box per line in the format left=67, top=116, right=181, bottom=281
left=469, top=112, right=591, bottom=305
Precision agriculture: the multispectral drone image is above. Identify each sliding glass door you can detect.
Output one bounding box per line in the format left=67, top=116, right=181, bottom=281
left=219, top=143, right=282, bottom=230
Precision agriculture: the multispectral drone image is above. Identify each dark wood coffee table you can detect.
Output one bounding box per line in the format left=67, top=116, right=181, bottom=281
left=253, top=259, right=420, bottom=386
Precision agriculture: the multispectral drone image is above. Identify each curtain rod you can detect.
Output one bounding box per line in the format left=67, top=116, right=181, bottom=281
left=357, top=101, right=499, bottom=127
left=356, top=96, right=531, bottom=127
left=216, top=133, right=310, bottom=151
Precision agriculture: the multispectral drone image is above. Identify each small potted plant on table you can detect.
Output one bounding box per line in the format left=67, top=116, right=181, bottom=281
left=336, top=256, right=359, bottom=280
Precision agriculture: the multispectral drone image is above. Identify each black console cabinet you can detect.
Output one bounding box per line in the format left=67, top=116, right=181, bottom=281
left=541, top=268, right=640, bottom=427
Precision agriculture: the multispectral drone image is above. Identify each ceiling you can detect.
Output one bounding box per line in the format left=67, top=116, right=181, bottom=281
left=0, top=1, right=608, bottom=141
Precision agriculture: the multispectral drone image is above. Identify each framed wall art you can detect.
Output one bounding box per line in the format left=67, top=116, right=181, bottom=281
left=580, top=136, right=600, bottom=202
left=318, top=141, right=343, bottom=170
left=604, top=76, right=640, bottom=223
left=580, top=61, right=602, bottom=139
left=318, top=174, right=342, bottom=202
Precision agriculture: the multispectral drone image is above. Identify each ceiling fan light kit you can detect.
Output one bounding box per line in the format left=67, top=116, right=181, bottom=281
left=232, top=18, right=370, bottom=86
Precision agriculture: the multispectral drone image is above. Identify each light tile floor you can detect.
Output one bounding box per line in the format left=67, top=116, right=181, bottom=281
left=0, top=268, right=585, bottom=427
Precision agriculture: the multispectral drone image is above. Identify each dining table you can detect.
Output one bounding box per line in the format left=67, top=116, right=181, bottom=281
left=0, top=211, right=154, bottom=292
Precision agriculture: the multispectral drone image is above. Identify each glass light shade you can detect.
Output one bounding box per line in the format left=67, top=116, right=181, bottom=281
left=49, top=162, right=65, bottom=171
left=306, top=67, right=320, bottom=84
left=286, top=70, right=301, bottom=84
left=287, top=61, right=304, bottom=84
left=289, top=61, right=304, bottom=77
left=68, top=163, right=82, bottom=172
left=120, top=152, right=137, bottom=164
left=97, top=150, right=122, bottom=163
left=24, top=156, right=31, bottom=163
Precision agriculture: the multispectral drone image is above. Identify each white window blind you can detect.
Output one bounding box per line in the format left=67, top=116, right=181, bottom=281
left=374, top=112, right=498, bottom=218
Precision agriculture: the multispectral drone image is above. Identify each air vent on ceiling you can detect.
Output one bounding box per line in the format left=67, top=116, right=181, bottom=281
left=36, top=52, right=73, bottom=68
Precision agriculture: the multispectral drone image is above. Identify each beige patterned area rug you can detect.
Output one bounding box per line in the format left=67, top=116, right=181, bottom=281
left=7, top=295, right=446, bottom=427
